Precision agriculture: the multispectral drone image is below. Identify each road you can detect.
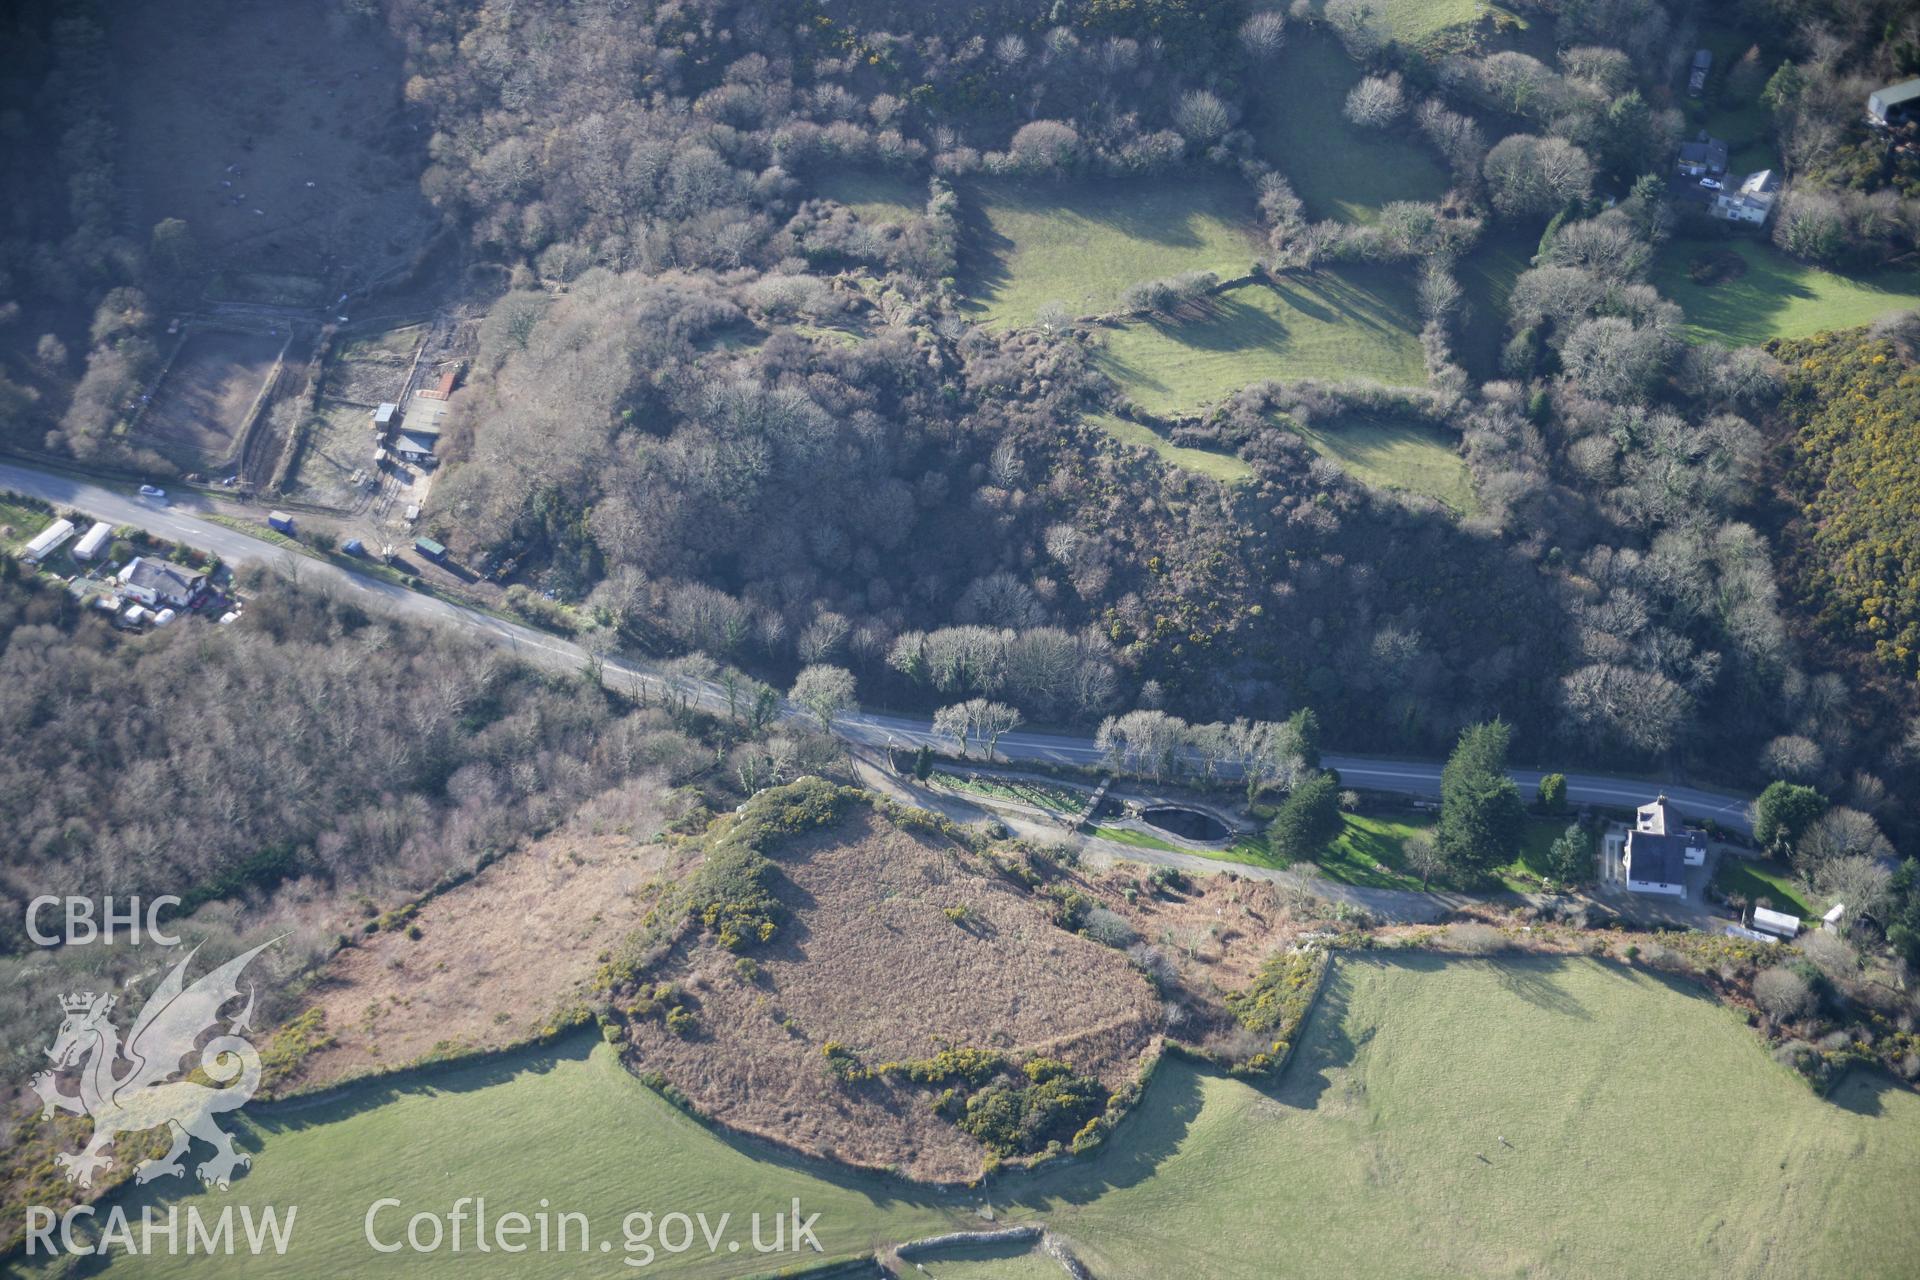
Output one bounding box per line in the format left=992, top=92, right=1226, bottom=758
left=2, top=460, right=1757, bottom=837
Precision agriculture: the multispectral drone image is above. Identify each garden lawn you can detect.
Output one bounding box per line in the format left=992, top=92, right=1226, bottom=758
left=1093, top=825, right=1183, bottom=852
left=1020, top=954, right=1920, bottom=1279
left=1284, top=414, right=1475, bottom=514
left=1086, top=412, right=1254, bottom=484
left=0, top=498, right=53, bottom=553
left=1252, top=32, right=1450, bottom=223
left=812, top=171, right=924, bottom=225
left=1219, top=811, right=1574, bottom=890
left=1096, top=270, right=1426, bottom=416
left=958, top=174, right=1261, bottom=327
left=1654, top=237, right=1920, bottom=346
left=1713, top=855, right=1816, bottom=919
left=933, top=769, right=1087, bottom=815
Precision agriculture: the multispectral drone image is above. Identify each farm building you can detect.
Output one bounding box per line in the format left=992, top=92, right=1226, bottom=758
left=1710, top=169, right=1779, bottom=225
left=413, top=536, right=447, bottom=562
left=117, top=556, right=208, bottom=609
left=72, top=521, right=113, bottom=561
left=417, top=366, right=461, bottom=400
left=392, top=433, right=437, bottom=463
left=1622, top=794, right=1706, bottom=897
left=22, top=518, right=75, bottom=563
left=1868, top=77, right=1920, bottom=127
left=1751, top=906, right=1801, bottom=939
left=374, top=402, right=400, bottom=429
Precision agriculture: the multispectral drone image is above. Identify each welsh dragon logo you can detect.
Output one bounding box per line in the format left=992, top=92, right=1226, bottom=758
left=32, top=939, right=276, bottom=1191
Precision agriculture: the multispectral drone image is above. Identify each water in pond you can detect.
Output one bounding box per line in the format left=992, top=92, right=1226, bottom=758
left=1141, top=805, right=1229, bottom=841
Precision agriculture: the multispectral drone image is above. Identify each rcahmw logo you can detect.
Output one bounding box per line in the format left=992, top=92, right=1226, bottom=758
left=22, top=894, right=294, bottom=1258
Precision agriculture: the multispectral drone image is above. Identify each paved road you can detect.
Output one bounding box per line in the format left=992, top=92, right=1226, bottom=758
left=3, top=460, right=1757, bottom=836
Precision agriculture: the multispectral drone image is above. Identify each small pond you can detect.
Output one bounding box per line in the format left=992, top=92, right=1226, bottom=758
left=1140, top=805, right=1230, bottom=842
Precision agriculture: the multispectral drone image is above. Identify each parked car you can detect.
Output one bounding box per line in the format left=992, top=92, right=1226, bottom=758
left=341, top=538, right=365, bottom=557
left=138, top=484, right=166, bottom=499
left=1699, top=177, right=1722, bottom=190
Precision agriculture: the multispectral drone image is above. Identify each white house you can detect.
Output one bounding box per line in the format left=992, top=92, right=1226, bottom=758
left=116, top=557, right=207, bottom=609
left=1623, top=794, right=1707, bottom=897
left=72, top=521, right=113, bottom=561
left=22, top=518, right=75, bottom=564
left=1711, top=169, right=1780, bottom=225
left=1752, top=906, right=1801, bottom=939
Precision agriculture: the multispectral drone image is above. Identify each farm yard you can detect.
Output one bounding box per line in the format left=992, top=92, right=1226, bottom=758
left=1252, top=33, right=1451, bottom=224
left=1094, top=269, right=1427, bottom=417
left=278, top=402, right=379, bottom=510
left=1653, top=238, right=1920, bottom=347
left=132, top=327, right=287, bottom=472
left=1284, top=413, right=1476, bottom=513
left=958, top=175, right=1262, bottom=327
left=58, top=955, right=1920, bottom=1278
left=322, top=324, right=424, bottom=405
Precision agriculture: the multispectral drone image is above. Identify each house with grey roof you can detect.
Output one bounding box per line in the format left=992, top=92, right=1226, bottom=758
left=116, top=557, right=207, bottom=610
left=1676, top=133, right=1729, bottom=178
left=1711, top=169, right=1780, bottom=225
left=1622, top=794, right=1706, bottom=897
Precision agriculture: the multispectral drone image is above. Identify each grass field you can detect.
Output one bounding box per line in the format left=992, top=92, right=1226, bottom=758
left=1021, top=955, right=1920, bottom=1279
left=1712, top=855, right=1815, bottom=918
left=913, top=1239, right=1068, bottom=1277
left=50, top=1036, right=964, bottom=1278
left=1455, top=225, right=1535, bottom=381
left=958, top=175, right=1261, bottom=328
left=49, top=959, right=1920, bottom=1277
left=1095, top=270, right=1426, bottom=416
left=1654, top=237, right=1920, bottom=346
left=812, top=171, right=925, bottom=225
left=1286, top=414, right=1475, bottom=513
left=1085, top=412, right=1255, bottom=484
left=1290, top=0, right=1522, bottom=50
left=1252, top=33, right=1450, bottom=223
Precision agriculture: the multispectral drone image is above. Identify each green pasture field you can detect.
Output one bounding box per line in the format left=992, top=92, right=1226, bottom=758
left=812, top=171, right=925, bottom=225
left=1085, top=412, right=1255, bottom=484
left=958, top=175, right=1262, bottom=328
left=50, top=959, right=1920, bottom=1278
left=1286, top=414, right=1475, bottom=514
left=1252, top=33, right=1450, bottom=223
left=1095, top=269, right=1426, bottom=417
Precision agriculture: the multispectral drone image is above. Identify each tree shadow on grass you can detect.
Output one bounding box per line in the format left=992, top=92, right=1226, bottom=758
left=1151, top=293, right=1293, bottom=353
left=997, top=1060, right=1208, bottom=1210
